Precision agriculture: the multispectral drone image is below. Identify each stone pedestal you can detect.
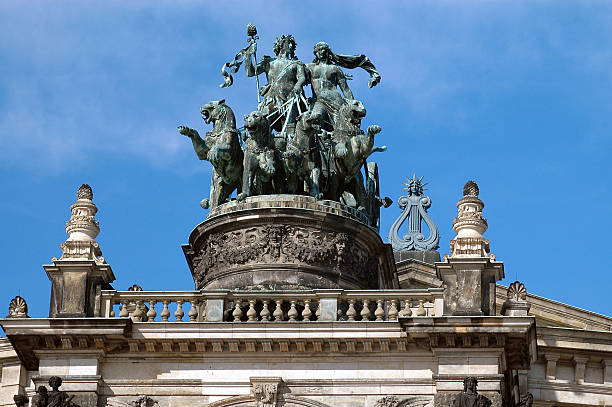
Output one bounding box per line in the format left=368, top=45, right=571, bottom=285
left=182, top=195, right=397, bottom=290
left=44, top=260, right=114, bottom=318
left=436, top=257, right=503, bottom=316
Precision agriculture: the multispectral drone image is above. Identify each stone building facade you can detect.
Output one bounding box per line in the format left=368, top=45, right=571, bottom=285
left=0, top=182, right=610, bottom=407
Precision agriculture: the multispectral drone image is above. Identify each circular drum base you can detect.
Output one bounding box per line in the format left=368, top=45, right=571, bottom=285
left=182, top=195, right=396, bottom=290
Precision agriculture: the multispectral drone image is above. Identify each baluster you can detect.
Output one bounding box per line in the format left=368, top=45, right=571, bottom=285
left=132, top=300, right=144, bottom=322
left=374, top=299, right=385, bottom=321
left=147, top=300, right=157, bottom=321
left=400, top=299, right=412, bottom=317
left=273, top=300, right=284, bottom=322
left=247, top=299, right=257, bottom=322
left=188, top=300, right=199, bottom=322
left=161, top=300, right=170, bottom=322
left=346, top=299, right=357, bottom=321
left=337, top=299, right=346, bottom=321
left=288, top=300, right=298, bottom=322
left=416, top=299, right=426, bottom=316
left=175, top=300, right=185, bottom=322
left=303, top=299, right=312, bottom=321
left=110, top=301, right=116, bottom=317
left=361, top=299, right=371, bottom=321
left=119, top=301, right=129, bottom=318
left=261, top=300, right=271, bottom=322
left=315, top=301, right=321, bottom=319
left=232, top=299, right=243, bottom=322
left=388, top=299, right=398, bottom=321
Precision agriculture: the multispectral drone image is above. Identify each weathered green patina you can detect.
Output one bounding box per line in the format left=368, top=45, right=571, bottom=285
left=180, top=24, right=390, bottom=229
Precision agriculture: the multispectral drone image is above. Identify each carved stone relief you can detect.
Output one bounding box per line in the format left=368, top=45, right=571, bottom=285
left=191, top=224, right=379, bottom=289
left=250, top=377, right=282, bottom=407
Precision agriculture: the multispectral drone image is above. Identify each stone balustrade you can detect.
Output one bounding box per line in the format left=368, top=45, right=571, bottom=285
left=100, top=289, right=444, bottom=323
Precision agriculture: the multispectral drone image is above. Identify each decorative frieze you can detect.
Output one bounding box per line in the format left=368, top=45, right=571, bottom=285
left=182, top=197, right=398, bottom=291
left=190, top=225, right=379, bottom=290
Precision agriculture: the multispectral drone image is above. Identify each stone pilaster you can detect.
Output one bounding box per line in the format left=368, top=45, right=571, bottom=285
left=544, top=353, right=560, bottom=380
left=436, top=181, right=504, bottom=316
left=0, top=340, right=27, bottom=407
left=602, top=359, right=612, bottom=385
left=44, top=185, right=115, bottom=318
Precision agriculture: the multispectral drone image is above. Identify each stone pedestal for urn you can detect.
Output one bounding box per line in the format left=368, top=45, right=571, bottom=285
left=436, top=181, right=504, bottom=316
left=44, top=185, right=115, bottom=318
left=182, top=195, right=397, bottom=290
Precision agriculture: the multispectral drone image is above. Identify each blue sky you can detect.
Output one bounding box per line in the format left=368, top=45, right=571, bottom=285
left=1, top=1, right=611, bottom=318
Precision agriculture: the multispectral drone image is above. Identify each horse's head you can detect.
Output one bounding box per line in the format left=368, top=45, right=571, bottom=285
left=244, top=110, right=270, bottom=142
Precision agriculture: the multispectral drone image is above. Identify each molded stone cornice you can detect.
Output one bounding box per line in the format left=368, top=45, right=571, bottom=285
left=399, top=316, right=537, bottom=369
left=0, top=318, right=131, bottom=370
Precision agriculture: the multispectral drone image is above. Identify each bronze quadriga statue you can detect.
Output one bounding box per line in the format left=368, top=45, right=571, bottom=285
left=179, top=24, right=395, bottom=291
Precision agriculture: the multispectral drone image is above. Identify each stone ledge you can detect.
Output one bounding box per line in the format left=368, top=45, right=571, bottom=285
left=207, top=195, right=370, bottom=225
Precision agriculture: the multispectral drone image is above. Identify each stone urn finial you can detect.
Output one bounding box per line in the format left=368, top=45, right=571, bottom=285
left=463, top=180, right=479, bottom=197
left=56, top=184, right=104, bottom=262
left=77, top=184, right=93, bottom=200
left=66, top=184, right=99, bottom=242
left=449, top=180, right=491, bottom=258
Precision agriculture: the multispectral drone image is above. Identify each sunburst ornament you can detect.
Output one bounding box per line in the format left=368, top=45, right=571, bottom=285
left=402, top=174, right=428, bottom=197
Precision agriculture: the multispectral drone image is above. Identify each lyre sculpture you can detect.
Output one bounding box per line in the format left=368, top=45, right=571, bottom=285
left=388, top=175, right=439, bottom=251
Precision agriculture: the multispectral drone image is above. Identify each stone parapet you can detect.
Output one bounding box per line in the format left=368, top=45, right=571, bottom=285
left=98, top=288, right=444, bottom=323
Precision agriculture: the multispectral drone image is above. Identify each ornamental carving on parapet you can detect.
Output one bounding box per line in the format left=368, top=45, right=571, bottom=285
left=501, top=280, right=531, bottom=316
left=191, top=225, right=378, bottom=289
left=506, top=281, right=527, bottom=302
left=7, top=296, right=28, bottom=318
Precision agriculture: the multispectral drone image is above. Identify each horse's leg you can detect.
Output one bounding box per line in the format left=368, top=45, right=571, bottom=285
left=310, top=166, right=322, bottom=199
left=351, top=172, right=367, bottom=212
